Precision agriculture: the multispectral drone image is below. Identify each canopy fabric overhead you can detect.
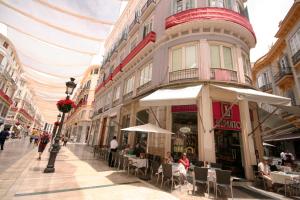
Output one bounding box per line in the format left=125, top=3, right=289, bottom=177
left=0, top=0, right=126, bottom=122
left=264, top=132, right=300, bottom=142
left=139, top=85, right=203, bottom=107
left=210, top=85, right=291, bottom=106
left=121, top=123, right=175, bottom=135
left=272, top=104, right=300, bottom=117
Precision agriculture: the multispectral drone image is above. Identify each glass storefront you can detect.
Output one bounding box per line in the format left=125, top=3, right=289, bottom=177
left=135, top=110, right=149, bottom=152
left=171, top=105, right=198, bottom=162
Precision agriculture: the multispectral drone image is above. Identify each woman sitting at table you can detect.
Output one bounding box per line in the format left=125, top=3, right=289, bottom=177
left=258, top=157, right=273, bottom=190
left=164, top=152, right=174, bottom=164
left=178, top=153, right=190, bottom=170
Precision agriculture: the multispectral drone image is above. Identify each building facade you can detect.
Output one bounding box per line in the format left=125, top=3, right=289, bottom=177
left=0, top=33, right=44, bottom=135
left=64, top=65, right=100, bottom=143
left=87, top=0, right=288, bottom=180
left=252, top=1, right=300, bottom=159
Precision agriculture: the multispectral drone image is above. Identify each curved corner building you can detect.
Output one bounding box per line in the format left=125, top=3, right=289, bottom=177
left=89, top=0, right=282, bottom=180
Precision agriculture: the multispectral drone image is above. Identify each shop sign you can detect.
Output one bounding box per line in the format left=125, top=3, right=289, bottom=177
left=171, top=105, right=197, bottom=112
left=179, top=127, right=191, bottom=133
left=212, top=101, right=241, bottom=131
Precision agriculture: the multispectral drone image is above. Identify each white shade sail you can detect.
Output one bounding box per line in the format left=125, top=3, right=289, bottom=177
left=121, top=123, right=175, bottom=135
left=0, top=0, right=126, bottom=122
left=139, top=85, right=203, bottom=107
left=210, top=85, right=291, bottom=105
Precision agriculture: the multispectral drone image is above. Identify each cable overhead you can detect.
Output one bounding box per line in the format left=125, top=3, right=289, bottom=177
left=0, top=1, right=106, bottom=42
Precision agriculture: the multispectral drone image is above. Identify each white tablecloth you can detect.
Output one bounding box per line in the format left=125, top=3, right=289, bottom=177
left=158, top=163, right=186, bottom=176
left=270, top=171, right=300, bottom=185
left=125, top=155, right=148, bottom=169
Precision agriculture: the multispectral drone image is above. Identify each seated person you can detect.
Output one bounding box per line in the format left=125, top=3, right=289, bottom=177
left=258, top=157, right=273, bottom=190
left=133, top=143, right=145, bottom=157
left=178, top=153, right=190, bottom=170
left=164, top=151, right=174, bottom=164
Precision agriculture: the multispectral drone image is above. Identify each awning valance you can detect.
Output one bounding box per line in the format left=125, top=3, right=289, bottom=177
left=139, top=85, right=202, bottom=107
left=121, top=123, right=174, bottom=134
left=210, top=85, right=291, bottom=106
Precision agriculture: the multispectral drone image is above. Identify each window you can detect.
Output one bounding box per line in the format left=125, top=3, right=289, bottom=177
left=210, top=44, right=234, bottom=70
left=3, top=42, right=8, bottom=49
left=124, top=76, right=134, bottom=94
left=209, top=0, right=224, bottom=8
left=113, top=86, right=120, bottom=101
left=80, top=110, right=86, bottom=118
left=143, top=19, right=153, bottom=38
left=289, top=28, right=300, bottom=55
left=242, top=53, right=251, bottom=75
left=172, top=0, right=196, bottom=13
left=94, top=69, right=99, bottom=74
left=105, top=91, right=112, bottom=106
left=86, top=80, right=91, bottom=89
left=257, top=71, right=270, bottom=88
left=140, top=63, right=152, bottom=86
left=170, top=44, right=197, bottom=71
left=279, top=55, right=290, bottom=70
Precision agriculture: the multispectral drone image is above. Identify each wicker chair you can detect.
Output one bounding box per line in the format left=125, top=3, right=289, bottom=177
left=161, top=164, right=181, bottom=192
left=193, top=167, right=209, bottom=196
left=150, top=160, right=161, bottom=184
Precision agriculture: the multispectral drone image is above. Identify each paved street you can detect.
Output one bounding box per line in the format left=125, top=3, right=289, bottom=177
left=0, top=139, right=291, bottom=200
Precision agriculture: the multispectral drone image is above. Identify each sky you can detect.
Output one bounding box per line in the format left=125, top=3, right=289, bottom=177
left=247, top=0, right=294, bottom=62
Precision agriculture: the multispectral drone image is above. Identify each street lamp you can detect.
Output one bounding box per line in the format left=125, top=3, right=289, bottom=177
left=44, top=78, right=76, bottom=173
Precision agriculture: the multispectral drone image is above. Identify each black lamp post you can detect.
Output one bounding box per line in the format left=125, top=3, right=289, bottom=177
left=44, top=78, right=76, bottom=173
left=50, top=114, right=61, bottom=144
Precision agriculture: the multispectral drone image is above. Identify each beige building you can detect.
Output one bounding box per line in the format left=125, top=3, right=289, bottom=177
left=252, top=1, right=300, bottom=159
left=88, top=0, right=294, bottom=180
left=64, top=65, right=100, bottom=143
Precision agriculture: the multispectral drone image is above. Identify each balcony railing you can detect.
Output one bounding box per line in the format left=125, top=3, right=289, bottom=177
left=274, top=67, right=293, bottom=83
left=210, top=68, right=238, bottom=82
left=137, top=81, right=151, bottom=93
left=244, top=75, right=252, bottom=85
left=259, top=83, right=272, bottom=92
left=123, top=91, right=133, bottom=101
left=169, top=68, right=198, bottom=82
left=292, top=50, right=300, bottom=65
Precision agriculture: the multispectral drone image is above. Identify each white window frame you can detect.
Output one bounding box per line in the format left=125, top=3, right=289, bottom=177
left=139, top=63, right=152, bottom=86
left=124, top=75, right=135, bottom=94
left=289, top=28, right=300, bottom=55
left=209, top=43, right=235, bottom=70
left=172, top=0, right=197, bottom=14
left=242, top=52, right=251, bottom=76
left=143, top=18, right=153, bottom=38
left=170, top=42, right=198, bottom=72
left=113, top=85, right=121, bottom=101
left=257, top=71, right=270, bottom=88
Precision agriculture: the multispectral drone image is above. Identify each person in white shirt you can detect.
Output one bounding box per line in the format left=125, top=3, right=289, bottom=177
left=108, top=136, right=118, bottom=167
left=258, top=157, right=272, bottom=190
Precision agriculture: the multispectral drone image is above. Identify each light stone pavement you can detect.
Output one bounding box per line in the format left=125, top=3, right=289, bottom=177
left=0, top=140, right=287, bottom=200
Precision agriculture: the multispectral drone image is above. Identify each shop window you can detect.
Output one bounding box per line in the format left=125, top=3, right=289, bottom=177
left=210, top=44, right=234, bottom=70
left=139, top=63, right=152, bottom=86
left=289, top=28, right=300, bottom=55
left=113, top=85, right=121, bottom=101
left=121, top=114, right=130, bottom=146
left=135, top=110, right=149, bottom=154
left=124, top=75, right=135, bottom=94
left=170, top=44, right=197, bottom=72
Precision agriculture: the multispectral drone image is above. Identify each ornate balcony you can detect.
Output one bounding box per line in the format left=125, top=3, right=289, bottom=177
left=140, top=0, right=156, bottom=21
left=259, top=83, right=273, bottom=92
left=274, top=67, right=293, bottom=88
left=210, top=68, right=238, bottom=82
left=165, top=7, right=255, bottom=40
left=137, top=81, right=151, bottom=93
left=292, top=50, right=300, bottom=66
left=123, top=91, right=133, bottom=101
left=169, top=68, right=198, bottom=82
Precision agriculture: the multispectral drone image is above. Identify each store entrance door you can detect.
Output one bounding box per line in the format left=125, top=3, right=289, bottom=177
left=214, top=130, right=244, bottom=178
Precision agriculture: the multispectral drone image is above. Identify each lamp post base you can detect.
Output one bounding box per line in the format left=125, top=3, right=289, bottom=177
left=44, top=142, right=60, bottom=173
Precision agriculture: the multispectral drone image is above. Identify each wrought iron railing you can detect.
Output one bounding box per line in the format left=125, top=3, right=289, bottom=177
left=169, top=68, right=198, bottom=82
left=137, top=81, right=151, bottom=93
left=123, top=91, right=133, bottom=101
left=259, top=83, right=272, bottom=92
left=210, top=68, right=238, bottom=82
left=274, top=67, right=293, bottom=83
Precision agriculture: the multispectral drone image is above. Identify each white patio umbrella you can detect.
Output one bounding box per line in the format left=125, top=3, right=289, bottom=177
left=121, top=123, right=174, bottom=153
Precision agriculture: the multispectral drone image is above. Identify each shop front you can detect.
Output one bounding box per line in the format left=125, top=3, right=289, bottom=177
left=213, top=101, right=244, bottom=178
left=171, top=105, right=198, bottom=163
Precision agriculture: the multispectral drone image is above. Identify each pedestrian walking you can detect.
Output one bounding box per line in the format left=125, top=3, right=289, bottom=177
left=37, top=131, right=50, bottom=160
left=108, top=136, right=118, bottom=167
left=63, top=136, right=68, bottom=146
left=0, top=127, right=10, bottom=150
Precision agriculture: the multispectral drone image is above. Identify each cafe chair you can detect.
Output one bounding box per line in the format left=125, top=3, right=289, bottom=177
left=211, top=162, right=222, bottom=169
left=193, top=167, right=209, bottom=196
left=150, top=160, right=161, bottom=184
left=194, top=161, right=204, bottom=167
left=252, top=165, right=266, bottom=190
left=161, top=164, right=181, bottom=192
left=215, top=169, right=233, bottom=200
left=111, top=152, right=117, bottom=167
left=118, top=155, right=124, bottom=170
left=123, top=157, right=137, bottom=175
left=114, top=153, right=120, bottom=168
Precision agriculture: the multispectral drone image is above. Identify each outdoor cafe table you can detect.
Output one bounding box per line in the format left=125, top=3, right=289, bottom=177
left=124, top=154, right=148, bottom=173
left=270, top=171, right=300, bottom=195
